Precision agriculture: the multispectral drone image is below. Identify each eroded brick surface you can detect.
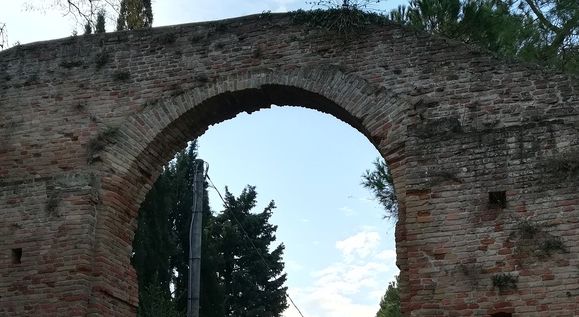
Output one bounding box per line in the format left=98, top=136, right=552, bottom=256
left=0, top=13, right=577, bottom=316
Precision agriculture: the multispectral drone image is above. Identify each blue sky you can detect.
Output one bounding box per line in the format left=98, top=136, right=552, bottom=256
left=2, top=1, right=406, bottom=316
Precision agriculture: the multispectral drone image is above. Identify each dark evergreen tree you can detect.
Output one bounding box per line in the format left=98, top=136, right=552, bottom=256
left=138, top=283, right=181, bottom=317
left=117, top=0, right=153, bottom=31
left=134, top=142, right=286, bottom=316
left=209, top=186, right=288, bottom=317
left=133, top=142, right=217, bottom=316
left=82, top=10, right=105, bottom=35
left=132, top=162, right=177, bottom=316
left=199, top=211, right=225, bottom=317
left=95, top=10, right=106, bottom=33
left=84, top=22, right=92, bottom=35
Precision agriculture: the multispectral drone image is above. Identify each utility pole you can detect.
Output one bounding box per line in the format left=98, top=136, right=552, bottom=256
left=187, top=159, right=205, bottom=317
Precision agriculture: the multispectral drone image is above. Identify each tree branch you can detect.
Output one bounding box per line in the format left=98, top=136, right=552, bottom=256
left=64, top=0, right=94, bottom=24
left=0, top=23, right=7, bottom=49
left=545, top=14, right=579, bottom=56
left=523, top=0, right=560, bottom=33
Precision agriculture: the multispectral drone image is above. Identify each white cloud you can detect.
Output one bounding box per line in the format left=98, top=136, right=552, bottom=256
left=375, top=249, right=397, bottom=261
left=335, top=230, right=380, bottom=260
left=271, top=0, right=302, bottom=12
left=283, top=230, right=398, bottom=317
left=286, top=259, right=305, bottom=272
left=339, top=206, right=356, bottom=216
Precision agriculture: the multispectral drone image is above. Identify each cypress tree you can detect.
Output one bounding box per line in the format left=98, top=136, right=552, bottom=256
left=132, top=163, right=177, bottom=315
left=95, top=11, right=106, bottom=33
left=117, top=0, right=153, bottom=31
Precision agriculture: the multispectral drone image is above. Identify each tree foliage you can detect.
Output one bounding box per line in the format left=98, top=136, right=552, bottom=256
left=132, top=145, right=201, bottom=315
left=138, top=282, right=181, bottom=317
left=95, top=10, right=107, bottom=33
left=208, top=186, right=289, bottom=317
left=389, top=0, right=578, bottom=73
left=83, top=10, right=106, bottom=34
left=376, top=276, right=401, bottom=317
left=116, top=0, right=153, bottom=30
left=362, top=158, right=398, bottom=220
left=133, top=143, right=287, bottom=316
left=309, top=0, right=578, bottom=73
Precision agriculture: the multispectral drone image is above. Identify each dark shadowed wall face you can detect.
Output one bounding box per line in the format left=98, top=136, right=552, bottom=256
left=0, top=13, right=578, bottom=317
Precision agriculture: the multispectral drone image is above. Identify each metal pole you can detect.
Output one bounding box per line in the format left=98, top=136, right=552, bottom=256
left=187, top=159, right=204, bottom=317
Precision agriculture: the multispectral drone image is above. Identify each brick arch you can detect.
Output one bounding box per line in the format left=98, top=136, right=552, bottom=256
left=104, top=67, right=406, bottom=180
left=90, top=68, right=410, bottom=313
left=1, top=12, right=578, bottom=317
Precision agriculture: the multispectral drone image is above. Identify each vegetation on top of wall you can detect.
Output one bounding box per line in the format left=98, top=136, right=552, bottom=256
left=290, top=7, right=388, bottom=34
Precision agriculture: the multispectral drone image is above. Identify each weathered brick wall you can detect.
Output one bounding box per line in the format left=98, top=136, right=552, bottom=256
left=0, top=13, right=577, bottom=316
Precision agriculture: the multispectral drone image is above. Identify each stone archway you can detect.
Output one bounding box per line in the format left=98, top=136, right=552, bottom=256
left=1, top=13, right=577, bottom=317
left=90, top=68, right=409, bottom=315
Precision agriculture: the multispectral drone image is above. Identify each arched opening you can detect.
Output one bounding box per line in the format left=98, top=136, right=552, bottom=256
left=89, top=72, right=409, bottom=315
left=132, top=105, right=400, bottom=316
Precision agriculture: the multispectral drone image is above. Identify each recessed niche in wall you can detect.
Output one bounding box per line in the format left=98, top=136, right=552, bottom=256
left=11, top=248, right=22, bottom=264
left=489, top=191, right=507, bottom=209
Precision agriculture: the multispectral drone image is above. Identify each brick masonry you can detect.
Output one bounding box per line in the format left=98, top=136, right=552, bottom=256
left=0, top=13, right=577, bottom=317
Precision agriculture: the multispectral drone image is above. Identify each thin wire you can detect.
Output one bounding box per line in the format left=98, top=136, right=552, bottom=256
left=205, top=173, right=306, bottom=317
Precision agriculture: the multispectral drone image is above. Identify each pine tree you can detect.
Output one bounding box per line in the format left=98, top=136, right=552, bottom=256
left=362, top=158, right=398, bottom=220
left=376, top=276, right=401, bottom=317
left=209, top=186, right=288, bottom=317
left=388, top=0, right=578, bottom=73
